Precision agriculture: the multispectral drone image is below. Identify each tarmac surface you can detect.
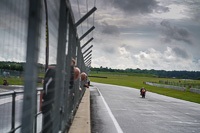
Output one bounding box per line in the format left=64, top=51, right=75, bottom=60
left=0, top=85, right=24, bottom=92
left=90, top=82, right=200, bottom=133
left=1, top=83, right=200, bottom=133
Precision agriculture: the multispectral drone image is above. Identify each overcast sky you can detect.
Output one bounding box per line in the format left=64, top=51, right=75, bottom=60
left=1, top=1, right=199, bottom=71
left=70, top=0, right=200, bottom=71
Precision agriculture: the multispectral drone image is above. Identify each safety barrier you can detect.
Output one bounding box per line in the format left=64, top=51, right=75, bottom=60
left=144, top=82, right=185, bottom=91
left=190, top=88, right=200, bottom=94
left=0, top=0, right=96, bottom=132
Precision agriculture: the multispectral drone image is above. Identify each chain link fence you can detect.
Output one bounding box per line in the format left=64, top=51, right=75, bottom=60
left=0, top=0, right=95, bottom=132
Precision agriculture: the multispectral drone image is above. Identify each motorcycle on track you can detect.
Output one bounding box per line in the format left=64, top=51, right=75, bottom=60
left=140, top=87, right=146, bottom=98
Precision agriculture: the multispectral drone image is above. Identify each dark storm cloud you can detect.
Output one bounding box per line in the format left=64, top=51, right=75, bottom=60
left=101, top=22, right=120, bottom=36
left=192, top=7, right=200, bottom=22
left=172, top=47, right=189, bottom=59
left=160, top=20, right=193, bottom=45
left=105, top=0, right=169, bottom=14
left=0, top=0, right=29, bottom=28
left=184, top=1, right=200, bottom=22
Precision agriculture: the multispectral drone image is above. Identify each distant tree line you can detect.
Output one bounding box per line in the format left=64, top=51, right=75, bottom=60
left=0, top=61, right=24, bottom=71
left=1, top=62, right=199, bottom=79
left=91, top=66, right=200, bottom=80
left=0, top=61, right=45, bottom=73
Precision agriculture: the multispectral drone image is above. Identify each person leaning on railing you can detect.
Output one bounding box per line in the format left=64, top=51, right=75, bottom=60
left=72, top=67, right=80, bottom=95
left=80, top=72, right=89, bottom=88
left=41, top=58, right=80, bottom=133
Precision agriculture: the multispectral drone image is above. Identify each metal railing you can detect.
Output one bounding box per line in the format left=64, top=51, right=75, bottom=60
left=0, top=88, right=42, bottom=133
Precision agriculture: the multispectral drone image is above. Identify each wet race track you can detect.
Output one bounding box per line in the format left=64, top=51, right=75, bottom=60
left=90, top=82, right=200, bottom=133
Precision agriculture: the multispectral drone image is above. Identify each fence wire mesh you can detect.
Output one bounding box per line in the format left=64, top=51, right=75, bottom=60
left=0, top=0, right=94, bottom=132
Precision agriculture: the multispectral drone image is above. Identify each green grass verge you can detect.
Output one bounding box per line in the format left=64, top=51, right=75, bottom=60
left=90, top=71, right=157, bottom=77
left=0, top=77, right=24, bottom=85
left=89, top=74, right=200, bottom=104
left=0, top=76, right=43, bottom=86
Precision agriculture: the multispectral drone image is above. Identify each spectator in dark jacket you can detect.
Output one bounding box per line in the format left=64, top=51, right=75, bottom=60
left=41, top=68, right=55, bottom=133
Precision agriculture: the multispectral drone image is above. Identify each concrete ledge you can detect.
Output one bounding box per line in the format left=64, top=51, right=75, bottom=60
left=69, top=87, right=91, bottom=133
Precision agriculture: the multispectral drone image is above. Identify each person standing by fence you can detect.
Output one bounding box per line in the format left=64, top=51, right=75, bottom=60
left=41, top=68, right=56, bottom=133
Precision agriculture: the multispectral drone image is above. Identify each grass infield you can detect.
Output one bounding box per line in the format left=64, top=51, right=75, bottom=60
left=89, top=73, right=200, bottom=104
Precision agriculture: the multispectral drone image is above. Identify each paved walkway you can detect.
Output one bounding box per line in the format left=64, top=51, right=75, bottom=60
left=69, top=87, right=91, bottom=133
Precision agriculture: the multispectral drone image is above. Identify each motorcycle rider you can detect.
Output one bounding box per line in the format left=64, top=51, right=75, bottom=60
left=140, top=87, right=146, bottom=97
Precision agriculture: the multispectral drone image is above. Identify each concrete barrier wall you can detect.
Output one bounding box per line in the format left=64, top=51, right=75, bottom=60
left=145, top=82, right=185, bottom=91
left=190, top=88, right=200, bottom=94
left=145, top=82, right=200, bottom=94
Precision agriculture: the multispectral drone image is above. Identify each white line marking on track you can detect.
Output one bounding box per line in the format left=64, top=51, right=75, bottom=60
left=96, top=87, right=123, bottom=133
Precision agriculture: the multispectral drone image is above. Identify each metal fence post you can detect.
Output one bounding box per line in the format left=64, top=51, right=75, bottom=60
left=11, top=91, right=16, bottom=133
left=53, top=0, right=68, bottom=132
left=73, top=37, right=79, bottom=110
left=34, top=93, right=38, bottom=133
left=64, top=20, right=74, bottom=131
left=21, top=0, right=41, bottom=132
left=76, top=41, right=81, bottom=106
left=83, top=45, right=93, bottom=55
left=79, top=26, right=95, bottom=41
left=81, top=38, right=94, bottom=49
left=83, top=50, right=92, bottom=59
